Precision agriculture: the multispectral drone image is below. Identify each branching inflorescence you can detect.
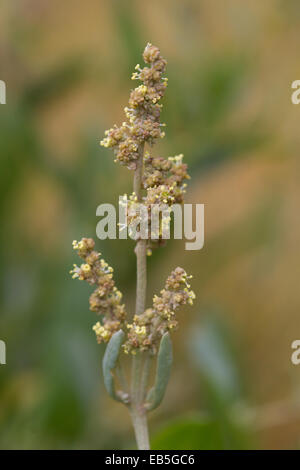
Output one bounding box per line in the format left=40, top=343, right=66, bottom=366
left=70, top=44, right=195, bottom=450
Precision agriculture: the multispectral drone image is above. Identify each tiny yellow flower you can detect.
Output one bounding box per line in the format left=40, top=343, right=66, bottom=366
left=81, top=264, right=91, bottom=273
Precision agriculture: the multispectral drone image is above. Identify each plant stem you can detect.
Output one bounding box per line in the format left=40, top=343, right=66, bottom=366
left=130, top=405, right=150, bottom=450
left=130, top=142, right=150, bottom=450
left=133, top=143, right=144, bottom=200
left=139, top=353, right=152, bottom=403
left=134, top=143, right=147, bottom=317
left=116, top=361, right=129, bottom=394
left=131, top=352, right=142, bottom=404
left=135, top=239, right=147, bottom=316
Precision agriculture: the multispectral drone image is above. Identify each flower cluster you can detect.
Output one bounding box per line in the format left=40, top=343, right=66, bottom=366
left=70, top=238, right=126, bottom=343
left=143, top=153, right=189, bottom=190
left=144, top=154, right=189, bottom=203
left=100, top=43, right=167, bottom=170
left=119, top=153, right=190, bottom=251
left=73, top=44, right=195, bottom=354
left=70, top=241, right=194, bottom=351
left=123, top=267, right=195, bottom=354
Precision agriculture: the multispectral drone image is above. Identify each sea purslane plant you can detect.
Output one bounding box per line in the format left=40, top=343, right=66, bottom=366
left=70, top=44, right=195, bottom=449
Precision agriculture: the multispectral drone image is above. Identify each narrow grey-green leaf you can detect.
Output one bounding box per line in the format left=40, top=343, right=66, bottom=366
left=102, top=329, right=125, bottom=402
left=146, top=333, right=173, bottom=411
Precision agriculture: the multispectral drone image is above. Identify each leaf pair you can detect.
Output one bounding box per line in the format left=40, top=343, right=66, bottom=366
left=102, top=330, right=173, bottom=410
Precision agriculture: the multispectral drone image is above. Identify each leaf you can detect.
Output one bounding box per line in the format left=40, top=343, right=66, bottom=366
left=146, top=333, right=173, bottom=411
left=102, top=330, right=125, bottom=402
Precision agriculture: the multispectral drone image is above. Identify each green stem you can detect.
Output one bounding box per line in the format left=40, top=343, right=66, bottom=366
left=116, top=361, right=129, bottom=394
left=131, top=353, right=142, bottom=403
left=134, top=143, right=147, bottom=317
left=133, top=143, right=145, bottom=199
left=135, top=239, right=147, bottom=316
left=130, top=406, right=150, bottom=450
left=139, top=353, right=152, bottom=402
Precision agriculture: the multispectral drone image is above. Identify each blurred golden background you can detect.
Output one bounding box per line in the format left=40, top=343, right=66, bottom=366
left=1, top=0, right=300, bottom=449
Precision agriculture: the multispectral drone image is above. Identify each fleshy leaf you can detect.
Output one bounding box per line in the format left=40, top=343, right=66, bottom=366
left=102, top=330, right=125, bottom=402
left=146, top=333, right=173, bottom=411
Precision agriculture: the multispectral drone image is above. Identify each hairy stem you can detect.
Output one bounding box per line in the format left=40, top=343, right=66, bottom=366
left=130, top=142, right=150, bottom=450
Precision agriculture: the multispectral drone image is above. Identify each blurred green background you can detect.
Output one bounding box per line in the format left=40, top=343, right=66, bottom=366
left=1, top=0, right=300, bottom=449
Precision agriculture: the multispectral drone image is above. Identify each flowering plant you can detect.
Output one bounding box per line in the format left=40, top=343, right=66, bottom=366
left=70, top=44, right=195, bottom=449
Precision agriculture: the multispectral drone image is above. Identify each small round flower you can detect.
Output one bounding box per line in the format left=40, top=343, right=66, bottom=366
left=143, top=43, right=161, bottom=64
left=82, top=264, right=91, bottom=273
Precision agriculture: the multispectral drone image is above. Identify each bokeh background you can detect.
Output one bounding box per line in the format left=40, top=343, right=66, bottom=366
left=1, top=0, right=300, bottom=449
